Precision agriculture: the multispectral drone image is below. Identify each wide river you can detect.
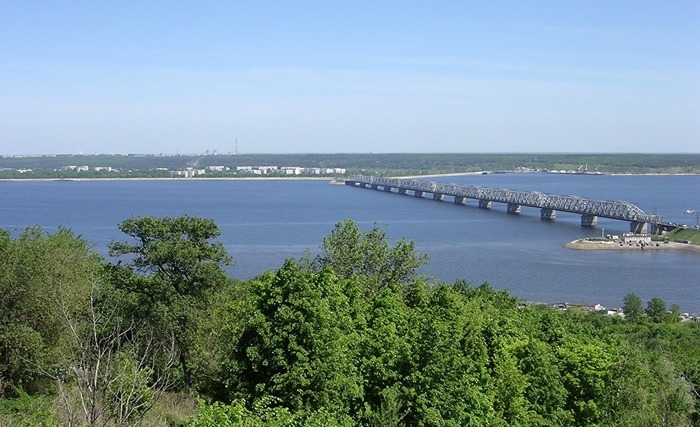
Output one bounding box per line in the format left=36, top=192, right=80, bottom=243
left=1, top=174, right=698, bottom=312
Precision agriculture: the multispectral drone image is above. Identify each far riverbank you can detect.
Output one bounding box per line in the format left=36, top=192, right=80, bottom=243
left=2, top=170, right=699, bottom=183
left=0, top=176, right=335, bottom=182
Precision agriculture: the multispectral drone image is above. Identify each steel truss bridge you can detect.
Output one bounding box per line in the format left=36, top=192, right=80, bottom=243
left=345, top=175, right=663, bottom=233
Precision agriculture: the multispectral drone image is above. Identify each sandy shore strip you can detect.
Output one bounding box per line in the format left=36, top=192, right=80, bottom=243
left=0, top=176, right=337, bottom=182
left=564, top=239, right=700, bottom=254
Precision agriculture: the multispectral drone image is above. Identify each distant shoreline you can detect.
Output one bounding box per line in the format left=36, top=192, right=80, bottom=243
left=0, top=177, right=335, bottom=182
left=564, top=239, right=700, bottom=254
left=0, top=172, right=491, bottom=182
left=1, top=170, right=698, bottom=183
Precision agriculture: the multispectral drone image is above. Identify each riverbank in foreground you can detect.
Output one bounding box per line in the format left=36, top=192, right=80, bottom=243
left=564, top=239, right=700, bottom=253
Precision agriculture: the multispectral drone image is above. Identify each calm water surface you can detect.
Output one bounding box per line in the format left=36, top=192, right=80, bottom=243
left=1, top=174, right=698, bottom=311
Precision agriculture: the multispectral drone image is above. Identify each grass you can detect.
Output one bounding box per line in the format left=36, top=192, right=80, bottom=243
left=0, top=390, right=59, bottom=427
left=144, top=392, right=198, bottom=427
left=665, top=227, right=700, bottom=245
left=0, top=390, right=198, bottom=427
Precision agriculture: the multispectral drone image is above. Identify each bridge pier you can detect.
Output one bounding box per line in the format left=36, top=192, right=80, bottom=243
left=454, top=196, right=466, bottom=205
left=414, top=190, right=424, bottom=198
left=507, top=203, right=521, bottom=214
left=651, top=223, right=674, bottom=234
left=478, top=199, right=492, bottom=209
left=398, top=188, right=407, bottom=195
left=370, top=184, right=379, bottom=190
left=630, top=221, right=648, bottom=234
left=383, top=186, right=392, bottom=192
left=581, top=214, right=598, bottom=227
left=433, top=193, right=444, bottom=201
left=540, top=208, right=556, bottom=220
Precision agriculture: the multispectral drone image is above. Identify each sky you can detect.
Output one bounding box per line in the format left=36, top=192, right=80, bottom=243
left=1, top=1, right=698, bottom=155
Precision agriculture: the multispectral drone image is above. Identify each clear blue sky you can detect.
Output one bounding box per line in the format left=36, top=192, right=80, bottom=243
left=1, top=1, right=698, bottom=155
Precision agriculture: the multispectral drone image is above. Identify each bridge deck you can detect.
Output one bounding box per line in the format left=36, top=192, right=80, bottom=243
left=345, top=175, right=660, bottom=224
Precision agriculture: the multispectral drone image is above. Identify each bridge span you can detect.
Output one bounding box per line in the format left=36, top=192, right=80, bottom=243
left=345, top=175, right=663, bottom=233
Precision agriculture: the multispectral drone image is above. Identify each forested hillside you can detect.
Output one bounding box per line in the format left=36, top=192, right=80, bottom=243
left=1, top=218, right=698, bottom=426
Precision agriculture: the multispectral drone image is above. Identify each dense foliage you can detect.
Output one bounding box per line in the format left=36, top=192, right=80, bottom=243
left=1, top=217, right=699, bottom=426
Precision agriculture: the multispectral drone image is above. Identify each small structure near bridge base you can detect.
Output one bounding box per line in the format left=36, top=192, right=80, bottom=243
left=621, top=233, right=651, bottom=245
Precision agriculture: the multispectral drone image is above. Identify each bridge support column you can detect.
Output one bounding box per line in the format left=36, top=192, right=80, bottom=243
left=454, top=196, right=466, bottom=204
left=414, top=191, right=424, bottom=198
left=540, top=208, right=556, bottom=220
left=398, top=188, right=407, bottom=195
left=630, top=221, right=648, bottom=234
left=433, top=193, right=444, bottom=201
left=478, top=199, right=492, bottom=209
left=383, top=186, right=392, bottom=192
left=370, top=184, right=378, bottom=190
left=581, top=214, right=598, bottom=227
left=651, top=223, right=665, bottom=235
left=507, top=203, right=521, bottom=214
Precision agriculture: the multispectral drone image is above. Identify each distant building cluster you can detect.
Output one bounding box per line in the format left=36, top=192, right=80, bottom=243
left=171, top=168, right=208, bottom=178
left=61, top=165, right=88, bottom=172
left=235, top=166, right=346, bottom=176
left=168, top=165, right=347, bottom=177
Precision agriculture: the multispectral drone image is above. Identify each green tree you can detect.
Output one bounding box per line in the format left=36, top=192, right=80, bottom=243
left=0, top=227, right=99, bottom=396
left=646, top=297, right=668, bottom=324
left=108, top=215, right=232, bottom=392
left=668, top=304, right=682, bottom=323
left=623, top=293, right=645, bottom=322
left=404, top=284, right=495, bottom=426
left=358, top=285, right=413, bottom=423
left=315, top=220, right=428, bottom=294
left=227, top=260, right=362, bottom=414
left=611, top=344, right=694, bottom=427
left=556, top=337, right=618, bottom=425
left=53, top=285, right=179, bottom=427
left=188, top=398, right=354, bottom=427
left=188, top=277, right=252, bottom=400
left=513, top=338, right=570, bottom=424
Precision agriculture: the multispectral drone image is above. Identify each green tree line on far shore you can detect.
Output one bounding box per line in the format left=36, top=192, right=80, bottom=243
left=1, top=217, right=699, bottom=426
left=2, top=153, right=700, bottom=178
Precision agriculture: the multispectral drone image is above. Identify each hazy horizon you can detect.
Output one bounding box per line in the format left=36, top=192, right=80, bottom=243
left=4, top=151, right=700, bottom=158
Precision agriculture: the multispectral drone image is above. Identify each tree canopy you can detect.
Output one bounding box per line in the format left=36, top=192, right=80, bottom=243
left=1, top=218, right=698, bottom=426
left=623, top=292, right=645, bottom=322
left=108, top=215, right=233, bottom=393
left=315, top=219, right=428, bottom=294
left=0, top=227, right=99, bottom=397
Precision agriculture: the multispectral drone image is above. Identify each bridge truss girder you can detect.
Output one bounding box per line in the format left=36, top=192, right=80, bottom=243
left=347, top=175, right=659, bottom=224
